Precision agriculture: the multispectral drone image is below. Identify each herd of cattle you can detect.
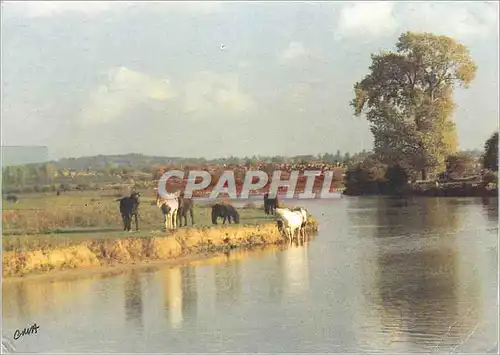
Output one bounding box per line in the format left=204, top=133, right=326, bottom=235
left=117, top=191, right=309, bottom=243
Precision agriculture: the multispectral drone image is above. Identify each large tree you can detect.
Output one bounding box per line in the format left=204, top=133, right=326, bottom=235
left=351, top=31, right=477, bottom=180
left=483, top=132, right=498, bottom=171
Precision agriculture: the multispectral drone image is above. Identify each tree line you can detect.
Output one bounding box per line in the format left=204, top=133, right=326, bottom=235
left=1, top=150, right=372, bottom=192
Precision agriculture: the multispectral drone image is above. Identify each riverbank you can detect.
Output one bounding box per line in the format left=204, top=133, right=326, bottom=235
left=2, top=218, right=318, bottom=280
left=343, top=182, right=498, bottom=197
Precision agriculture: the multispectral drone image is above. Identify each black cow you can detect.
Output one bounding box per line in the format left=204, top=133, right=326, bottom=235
left=177, top=194, right=195, bottom=227
left=117, top=192, right=141, bottom=231
left=263, top=193, right=278, bottom=215
left=211, top=203, right=240, bottom=225
left=6, top=195, right=18, bottom=203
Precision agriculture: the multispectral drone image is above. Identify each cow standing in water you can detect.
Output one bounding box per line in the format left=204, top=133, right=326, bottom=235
left=117, top=192, right=141, bottom=232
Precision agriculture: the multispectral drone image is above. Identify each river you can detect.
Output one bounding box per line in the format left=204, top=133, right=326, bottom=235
left=2, top=197, right=498, bottom=353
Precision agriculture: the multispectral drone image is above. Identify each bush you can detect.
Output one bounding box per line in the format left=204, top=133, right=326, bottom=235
left=40, top=185, right=52, bottom=193
left=444, top=153, right=479, bottom=180
left=22, top=186, right=35, bottom=193
left=343, top=155, right=409, bottom=195
left=3, top=187, right=21, bottom=194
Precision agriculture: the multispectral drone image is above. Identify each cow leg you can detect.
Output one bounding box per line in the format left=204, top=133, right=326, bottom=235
left=190, top=208, right=194, bottom=226
left=126, top=214, right=131, bottom=231
left=223, top=215, right=227, bottom=224
left=134, top=213, right=139, bottom=231
left=165, top=213, right=170, bottom=231
left=122, top=214, right=128, bottom=231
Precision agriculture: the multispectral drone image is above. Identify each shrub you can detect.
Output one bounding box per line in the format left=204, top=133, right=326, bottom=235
left=344, top=155, right=409, bottom=195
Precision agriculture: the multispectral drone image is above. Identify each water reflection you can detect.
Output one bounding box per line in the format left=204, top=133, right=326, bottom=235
left=123, top=270, right=143, bottom=328
left=162, top=267, right=184, bottom=329
left=266, top=248, right=285, bottom=302
left=214, top=254, right=243, bottom=306
left=481, top=196, right=499, bottom=223
left=367, top=198, right=484, bottom=352
left=2, top=198, right=496, bottom=353
left=161, top=265, right=199, bottom=329
left=2, top=276, right=94, bottom=322
left=181, top=266, right=198, bottom=320
left=277, top=241, right=310, bottom=300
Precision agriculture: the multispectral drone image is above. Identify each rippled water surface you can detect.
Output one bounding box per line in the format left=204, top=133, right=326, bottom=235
left=2, top=197, right=498, bottom=353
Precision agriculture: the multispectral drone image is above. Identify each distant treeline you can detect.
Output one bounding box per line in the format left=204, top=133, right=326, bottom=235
left=2, top=150, right=370, bottom=194
left=3, top=150, right=373, bottom=171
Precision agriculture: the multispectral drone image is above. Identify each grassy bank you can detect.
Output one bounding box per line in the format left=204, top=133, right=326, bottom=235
left=2, top=219, right=318, bottom=279
left=2, top=190, right=318, bottom=278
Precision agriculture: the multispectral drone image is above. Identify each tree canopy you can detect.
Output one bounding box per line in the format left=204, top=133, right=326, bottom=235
left=351, top=31, right=477, bottom=180
left=483, top=132, right=498, bottom=171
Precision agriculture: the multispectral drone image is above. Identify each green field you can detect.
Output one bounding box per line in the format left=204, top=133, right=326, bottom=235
left=2, top=189, right=277, bottom=252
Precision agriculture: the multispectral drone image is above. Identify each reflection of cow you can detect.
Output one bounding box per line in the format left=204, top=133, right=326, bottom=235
left=264, top=193, right=278, bottom=215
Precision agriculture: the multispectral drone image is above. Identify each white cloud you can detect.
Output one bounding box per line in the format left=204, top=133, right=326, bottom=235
left=80, top=67, right=175, bottom=125
left=335, top=2, right=397, bottom=39
left=280, top=41, right=308, bottom=61
left=2, top=1, right=119, bottom=18
left=397, top=2, right=499, bottom=41
left=2, top=0, right=222, bottom=18
left=334, top=2, right=498, bottom=41
left=183, top=71, right=254, bottom=115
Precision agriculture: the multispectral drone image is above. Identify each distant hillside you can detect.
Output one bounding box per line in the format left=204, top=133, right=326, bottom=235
left=2, top=149, right=485, bottom=171
left=55, top=154, right=195, bottom=171
left=1, top=146, right=49, bottom=167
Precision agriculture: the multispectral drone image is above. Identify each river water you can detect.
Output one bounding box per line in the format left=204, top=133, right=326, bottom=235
left=2, top=197, right=498, bottom=353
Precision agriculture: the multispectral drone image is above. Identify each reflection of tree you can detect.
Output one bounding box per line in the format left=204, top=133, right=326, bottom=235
left=163, top=267, right=183, bottom=329
left=2, top=283, right=31, bottom=320
left=375, top=197, right=460, bottom=234
left=214, top=258, right=242, bottom=306
left=180, top=266, right=198, bottom=320
left=2, top=276, right=94, bottom=321
left=481, top=196, right=499, bottom=224
left=124, top=270, right=143, bottom=328
left=369, top=198, right=481, bottom=352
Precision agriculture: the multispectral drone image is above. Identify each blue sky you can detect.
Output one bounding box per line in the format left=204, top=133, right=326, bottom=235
left=2, top=1, right=498, bottom=160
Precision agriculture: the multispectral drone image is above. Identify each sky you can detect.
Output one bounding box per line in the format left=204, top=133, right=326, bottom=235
left=1, top=1, right=499, bottom=161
